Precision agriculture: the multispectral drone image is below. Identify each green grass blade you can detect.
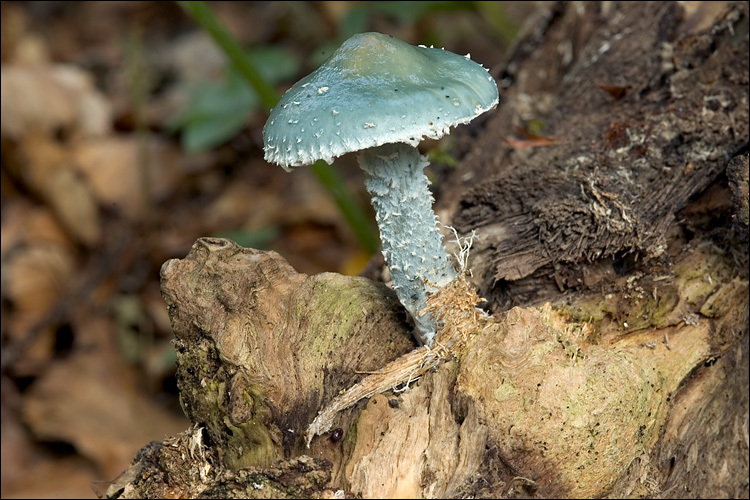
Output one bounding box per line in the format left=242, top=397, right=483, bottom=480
left=178, top=0, right=379, bottom=255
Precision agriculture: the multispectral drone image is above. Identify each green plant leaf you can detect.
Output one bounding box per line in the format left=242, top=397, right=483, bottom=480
left=170, top=46, right=300, bottom=153
left=170, top=69, right=258, bottom=152
left=247, top=46, right=300, bottom=84
left=180, top=106, right=250, bottom=153
left=339, top=6, right=369, bottom=39
left=212, top=226, right=279, bottom=249
left=370, top=1, right=472, bottom=25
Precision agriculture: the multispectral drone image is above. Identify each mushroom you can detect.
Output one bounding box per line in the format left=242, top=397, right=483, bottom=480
left=263, top=32, right=498, bottom=346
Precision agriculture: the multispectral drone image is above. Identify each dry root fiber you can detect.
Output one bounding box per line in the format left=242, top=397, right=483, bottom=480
left=306, top=274, right=490, bottom=445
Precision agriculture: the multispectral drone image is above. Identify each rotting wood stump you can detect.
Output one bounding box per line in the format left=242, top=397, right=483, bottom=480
left=105, top=228, right=747, bottom=498
left=104, top=2, right=748, bottom=498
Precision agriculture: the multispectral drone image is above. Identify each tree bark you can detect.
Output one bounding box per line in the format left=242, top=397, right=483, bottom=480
left=105, top=2, right=748, bottom=498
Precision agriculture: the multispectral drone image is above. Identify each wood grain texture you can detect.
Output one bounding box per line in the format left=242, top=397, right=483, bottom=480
left=444, top=1, right=747, bottom=289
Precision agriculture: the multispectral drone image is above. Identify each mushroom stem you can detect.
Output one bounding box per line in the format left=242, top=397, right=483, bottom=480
left=358, top=142, right=457, bottom=346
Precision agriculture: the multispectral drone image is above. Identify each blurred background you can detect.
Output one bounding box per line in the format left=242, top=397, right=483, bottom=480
left=0, top=2, right=542, bottom=497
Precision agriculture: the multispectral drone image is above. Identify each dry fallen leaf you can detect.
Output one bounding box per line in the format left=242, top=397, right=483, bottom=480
left=0, top=199, right=75, bottom=256
left=504, top=126, right=565, bottom=149
left=0, top=64, right=111, bottom=140
left=22, top=313, right=189, bottom=481
left=1, top=201, right=79, bottom=373
left=503, top=134, right=565, bottom=149
left=1, top=377, right=100, bottom=499
left=13, top=133, right=102, bottom=247
left=597, top=82, right=630, bottom=100
left=73, top=136, right=183, bottom=221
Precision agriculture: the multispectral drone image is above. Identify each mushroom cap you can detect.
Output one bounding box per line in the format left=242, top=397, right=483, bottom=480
left=263, top=32, right=499, bottom=170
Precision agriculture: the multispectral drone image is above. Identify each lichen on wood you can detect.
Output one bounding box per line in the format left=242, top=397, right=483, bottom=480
left=159, top=237, right=415, bottom=471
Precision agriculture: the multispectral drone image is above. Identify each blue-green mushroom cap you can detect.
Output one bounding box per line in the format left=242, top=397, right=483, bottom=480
left=263, top=32, right=499, bottom=170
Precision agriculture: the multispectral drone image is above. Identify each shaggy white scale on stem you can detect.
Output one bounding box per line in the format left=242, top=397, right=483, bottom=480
left=359, top=143, right=458, bottom=345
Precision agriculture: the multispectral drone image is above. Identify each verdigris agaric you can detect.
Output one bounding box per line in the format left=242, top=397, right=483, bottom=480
left=263, top=32, right=498, bottom=346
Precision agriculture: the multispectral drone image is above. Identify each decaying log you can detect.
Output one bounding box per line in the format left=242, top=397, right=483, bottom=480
left=105, top=2, right=748, bottom=499
left=442, top=1, right=748, bottom=308
left=106, top=230, right=747, bottom=498
left=110, top=190, right=750, bottom=499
